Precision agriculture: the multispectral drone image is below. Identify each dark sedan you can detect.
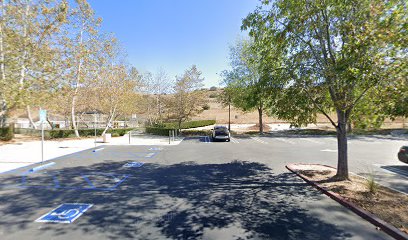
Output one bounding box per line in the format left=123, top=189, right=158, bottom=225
left=398, top=146, right=408, bottom=163
left=211, top=126, right=230, bottom=142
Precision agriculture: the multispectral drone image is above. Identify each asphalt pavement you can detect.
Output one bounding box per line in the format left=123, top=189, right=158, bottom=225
left=0, top=134, right=406, bottom=239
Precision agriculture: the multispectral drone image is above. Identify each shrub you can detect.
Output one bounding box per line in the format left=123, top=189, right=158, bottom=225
left=146, top=127, right=178, bottom=136
left=202, top=104, right=210, bottom=110
left=111, top=132, right=120, bottom=137
left=209, top=86, right=217, bottom=91
left=14, top=127, right=135, bottom=139
left=49, top=129, right=74, bottom=139
left=161, top=120, right=215, bottom=129
left=209, top=93, right=218, bottom=98
left=108, top=128, right=135, bottom=136
left=180, top=129, right=212, bottom=136
left=366, top=175, right=379, bottom=194
left=0, top=125, right=14, bottom=141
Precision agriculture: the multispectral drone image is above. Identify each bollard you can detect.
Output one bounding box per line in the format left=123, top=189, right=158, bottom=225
left=129, top=131, right=131, bottom=144
left=169, top=130, right=171, bottom=144
left=172, top=130, right=175, bottom=141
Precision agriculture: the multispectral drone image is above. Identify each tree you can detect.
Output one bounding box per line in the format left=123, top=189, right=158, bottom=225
left=141, top=68, right=173, bottom=124
left=170, top=65, right=207, bottom=129
left=0, top=0, right=68, bottom=127
left=221, top=38, right=273, bottom=134
left=62, top=0, right=101, bottom=137
left=243, top=0, right=407, bottom=179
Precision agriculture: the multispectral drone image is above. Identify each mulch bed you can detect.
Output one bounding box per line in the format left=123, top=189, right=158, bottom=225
left=289, top=164, right=408, bottom=235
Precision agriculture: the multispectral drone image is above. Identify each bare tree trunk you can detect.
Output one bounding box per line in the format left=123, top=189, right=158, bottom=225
left=258, top=102, right=263, bottom=134
left=71, top=94, right=79, bottom=137
left=178, top=119, right=182, bottom=130
left=0, top=1, right=7, bottom=127
left=102, top=105, right=117, bottom=136
left=347, top=122, right=352, bottom=133
left=46, top=116, right=54, bottom=129
left=19, top=1, right=30, bottom=87
left=71, top=23, right=84, bottom=138
left=26, top=105, right=37, bottom=129
left=335, top=109, right=349, bottom=180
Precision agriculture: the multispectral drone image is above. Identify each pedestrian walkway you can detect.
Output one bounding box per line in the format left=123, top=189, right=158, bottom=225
left=0, top=134, right=183, bottom=174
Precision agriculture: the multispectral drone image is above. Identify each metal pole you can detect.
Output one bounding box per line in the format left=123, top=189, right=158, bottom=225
left=169, top=130, right=171, bottom=144
left=129, top=130, right=131, bottom=144
left=228, top=95, right=231, bottom=132
left=94, top=113, right=97, bottom=149
left=41, top=119, right=44, bottom=163
left=172, top=130, right=175, bottom=141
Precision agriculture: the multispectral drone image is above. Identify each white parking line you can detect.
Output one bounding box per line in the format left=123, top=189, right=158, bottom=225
left=230, top=138, right=239, bottom=143
left=273, top=138, right=295, bottom=144
left=204, top=136, right=211, bottom=143
left=251, top=137, right=268, bottom=144
left=320, top=149, right=337, bottom=152
left=92, top=148, right=104, bottom=152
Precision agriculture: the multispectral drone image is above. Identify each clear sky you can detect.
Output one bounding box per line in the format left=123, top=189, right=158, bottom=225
left=87, top=0, right=259, bottom=88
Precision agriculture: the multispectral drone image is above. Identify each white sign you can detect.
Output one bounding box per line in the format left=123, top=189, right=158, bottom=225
left=39, top=110, right=47, bottom=122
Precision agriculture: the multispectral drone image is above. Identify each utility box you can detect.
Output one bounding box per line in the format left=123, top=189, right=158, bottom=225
left=103, top=133, right=111, bottom=143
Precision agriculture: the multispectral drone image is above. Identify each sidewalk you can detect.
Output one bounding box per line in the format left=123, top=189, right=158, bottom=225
left=0, top=134, right=183, bottom=173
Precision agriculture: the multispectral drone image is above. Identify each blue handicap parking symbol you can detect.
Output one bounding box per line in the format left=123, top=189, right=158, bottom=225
left=123, top=162, right=144, bottom=168
left=35, top=203, right=93, bottom=223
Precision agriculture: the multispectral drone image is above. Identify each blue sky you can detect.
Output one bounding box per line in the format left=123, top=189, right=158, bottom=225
left=88, top=0, right=259, bottom=87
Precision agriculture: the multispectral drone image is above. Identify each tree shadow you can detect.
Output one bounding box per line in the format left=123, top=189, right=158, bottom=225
left=0, top=160, right=354, bottom=239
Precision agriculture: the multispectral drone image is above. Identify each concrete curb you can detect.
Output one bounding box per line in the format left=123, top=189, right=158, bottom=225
left=286, top=163, right=408, bottom=240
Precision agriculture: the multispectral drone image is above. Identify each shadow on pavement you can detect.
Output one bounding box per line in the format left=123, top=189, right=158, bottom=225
left=380, top=165, right=408, bottom=178
left=0, top=161, right=354, bottom=239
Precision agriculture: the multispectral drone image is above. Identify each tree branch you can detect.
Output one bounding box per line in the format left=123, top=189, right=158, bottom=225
left=302, top=87, right=337, bottom=128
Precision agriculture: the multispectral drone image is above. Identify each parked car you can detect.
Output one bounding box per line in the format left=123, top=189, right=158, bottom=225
left=398, top=146, right=408, bottom=163
left=212, top=126, right=230, bottom=142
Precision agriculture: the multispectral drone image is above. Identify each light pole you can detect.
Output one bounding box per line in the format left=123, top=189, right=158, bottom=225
left=228, top=94, right=231, bottom=132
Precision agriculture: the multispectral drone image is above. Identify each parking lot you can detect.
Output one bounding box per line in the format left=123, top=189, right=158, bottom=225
left=0, top=134, right=406, bottom=239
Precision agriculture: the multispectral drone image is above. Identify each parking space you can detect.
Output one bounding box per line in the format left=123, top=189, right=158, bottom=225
left=0, top=134, right=405, bottom=239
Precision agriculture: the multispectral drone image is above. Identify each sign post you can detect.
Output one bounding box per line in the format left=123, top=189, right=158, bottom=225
left=94, top=113, right=97, bottom=149
left=39, top=109, right=47, bottom=163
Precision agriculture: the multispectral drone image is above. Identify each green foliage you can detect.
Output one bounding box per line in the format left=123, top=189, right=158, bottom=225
left=366, top=175, right=379, bottom=194
left=0, top=126, right=14, bottom=141
left=145, top=127, right=177, bottom=136
left=156, top=120, right=215, bottom=129
left=242, top=0, right=407, bottom=127
left=146, top=120, right=215, bottom=135
left=111, top=132, right=120, bottom=137
left=242, top=0, right=407, bottom=179
left=181, top=129, right=212, bottom=136
left=208, top=93, right=218, bottom=98
left=13, top=128, right=134, bottom=139
left=169, top=65, right=208, bottom=126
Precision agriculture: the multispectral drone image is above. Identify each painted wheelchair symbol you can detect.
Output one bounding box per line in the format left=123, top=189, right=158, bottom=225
left=51, top=209, right=80, bottom=219
left=35, top=203, right=93, bottom=223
